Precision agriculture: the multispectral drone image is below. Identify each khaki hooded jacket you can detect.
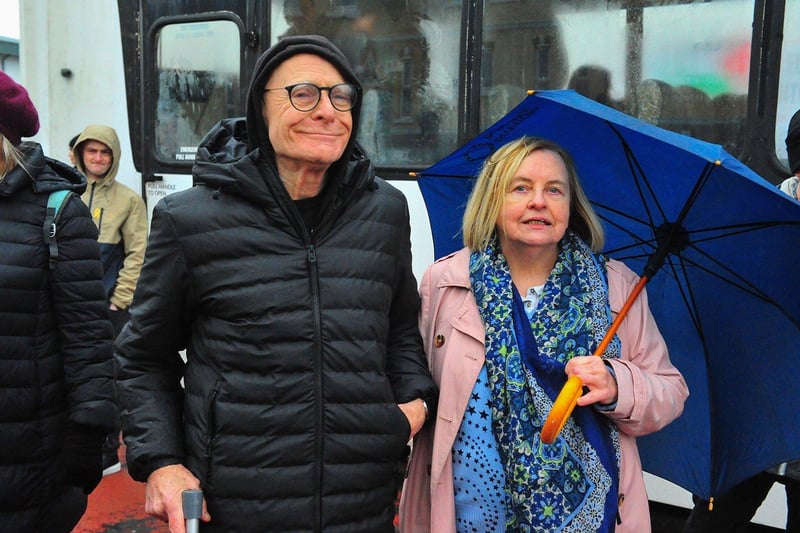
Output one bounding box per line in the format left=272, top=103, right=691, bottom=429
left=75, top=125, right=148, bottom=309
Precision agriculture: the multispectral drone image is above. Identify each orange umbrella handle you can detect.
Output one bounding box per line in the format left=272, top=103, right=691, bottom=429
left=541, top=375, right=584, bottom=443
left=540, top=275, right=649, bottom=444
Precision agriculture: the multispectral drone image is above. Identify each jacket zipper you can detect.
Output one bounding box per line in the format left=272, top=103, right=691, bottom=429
left=307, top=243, right=324, bottom=532
left=88, top=182, right=104, bottom=232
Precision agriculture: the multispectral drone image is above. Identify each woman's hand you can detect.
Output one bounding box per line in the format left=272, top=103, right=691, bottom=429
left=398, top=398, right=427, bottom=440
left=565, top=356, right=618, bottom=408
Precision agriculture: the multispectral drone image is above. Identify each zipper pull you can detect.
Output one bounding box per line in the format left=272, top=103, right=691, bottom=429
left=307, top=245, right=317, bottom=263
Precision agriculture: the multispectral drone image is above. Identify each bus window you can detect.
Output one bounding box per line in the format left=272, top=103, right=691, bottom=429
left=269, top=0, right=461, bottom=167
left=155, top=20, right=240, bottom=162
left=777, top=0, right=800, bottom=170
left=482, top=0, right=753, bottom=157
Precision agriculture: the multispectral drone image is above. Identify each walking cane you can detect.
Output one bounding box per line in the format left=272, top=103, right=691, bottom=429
left=182, top=489, right=203, bottom=533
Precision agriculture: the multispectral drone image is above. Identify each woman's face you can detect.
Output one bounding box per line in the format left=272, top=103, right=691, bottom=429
left=495, top=149, right=571, bottom=255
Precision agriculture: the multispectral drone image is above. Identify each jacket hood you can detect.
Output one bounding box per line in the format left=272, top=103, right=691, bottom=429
left=245, top=35, right=362, bottom=183
left=787, top=109, right=800, bottom=174
left=193, top=117, right=374, bottom=205
left=73, top=125, right=122, bottom=184
left=0, top=142, right=87, bottom=197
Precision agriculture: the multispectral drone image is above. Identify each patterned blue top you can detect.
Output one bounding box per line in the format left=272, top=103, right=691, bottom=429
left=452, top=285, right=542, bottom=532
left=452, top=365, right=506, bottom=533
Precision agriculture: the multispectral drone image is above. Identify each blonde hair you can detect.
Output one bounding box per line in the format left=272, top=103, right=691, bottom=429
left=462, top=136, right=605, bottom=252
left=0, top=135, right=26, bottom=181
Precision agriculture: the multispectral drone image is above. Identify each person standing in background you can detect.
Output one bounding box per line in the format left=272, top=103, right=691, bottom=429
left=68, top=133, right=79, bottom=167
left=780, top=109, right=800, bottom=201
left=0, top=71, right=116, bottom=532
left=73, top=124, right=148, bottom=476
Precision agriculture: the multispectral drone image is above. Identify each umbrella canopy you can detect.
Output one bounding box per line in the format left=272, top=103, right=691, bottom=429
left=416, top=89, right=800, bottom=500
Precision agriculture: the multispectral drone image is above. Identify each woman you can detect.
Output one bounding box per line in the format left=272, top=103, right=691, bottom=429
left=400, top=137, right=689, bottom=532
left=0, top=71, right=116, bottom=531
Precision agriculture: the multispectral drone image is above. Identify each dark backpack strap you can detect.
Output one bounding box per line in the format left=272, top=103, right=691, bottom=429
left=44, top=190, right=75, bottom=270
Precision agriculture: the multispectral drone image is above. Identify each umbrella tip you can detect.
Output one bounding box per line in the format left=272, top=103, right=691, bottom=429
left=527, top=89, right=535, bottom=95
left=715, top=160, right=722, bottom=166
left=409, top=171, right=419, bottom=178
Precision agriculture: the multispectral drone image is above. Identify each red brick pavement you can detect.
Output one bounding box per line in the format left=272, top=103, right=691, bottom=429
left=72, top=444, right=167, bottom=533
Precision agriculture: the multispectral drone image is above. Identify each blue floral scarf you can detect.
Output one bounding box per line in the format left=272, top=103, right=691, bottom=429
left=469, top=231, right=621, bottom=532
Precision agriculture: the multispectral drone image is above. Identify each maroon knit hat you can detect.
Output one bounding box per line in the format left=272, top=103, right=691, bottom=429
left=0, top=70, right=40, bottom=146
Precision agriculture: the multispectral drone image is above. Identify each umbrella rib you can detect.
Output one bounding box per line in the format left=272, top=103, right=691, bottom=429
left=593, top=202, right=654, bottom=227
left=664, top=252, right=705, bottom=342
left=673, top=243, right=800, bottom=329
left=681, top=219, right=800, bottom=326
left=593, top=204, right=658, bottom=253
left=687, top=220, right=800, bottom=245
left=607, top=123, right=668, bottom=225
left=674, top=162, right=716, bottom=227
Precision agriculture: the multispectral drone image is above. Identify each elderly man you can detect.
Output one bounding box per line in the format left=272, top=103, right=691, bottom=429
left=115, top=35, right=437, bottom=533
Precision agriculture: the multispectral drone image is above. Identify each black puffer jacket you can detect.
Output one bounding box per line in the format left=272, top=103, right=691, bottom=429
left=116, top=118, right=436, bottom=532
left=0, top=143, right=116, bottom=529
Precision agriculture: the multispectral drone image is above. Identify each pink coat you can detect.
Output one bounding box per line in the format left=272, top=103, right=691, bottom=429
left=399, top=248, right=689, bottom=533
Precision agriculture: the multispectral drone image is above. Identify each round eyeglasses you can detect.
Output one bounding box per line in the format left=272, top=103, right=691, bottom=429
left=263, top=82, right=359, bottom=112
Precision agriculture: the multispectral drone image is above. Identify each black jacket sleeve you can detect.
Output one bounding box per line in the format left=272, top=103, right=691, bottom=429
left=52, top=196, right=117, bottom=432
left=384, top=196, right=438, bottom=412
left=114, top=197, right=189, bottom=482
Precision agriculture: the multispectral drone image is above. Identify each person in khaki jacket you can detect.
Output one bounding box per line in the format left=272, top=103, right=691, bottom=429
left=73, top=124, right=148, bottom=476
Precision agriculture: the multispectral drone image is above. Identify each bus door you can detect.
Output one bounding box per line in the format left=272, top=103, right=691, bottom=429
left=118, top=0, right=267, bottom=216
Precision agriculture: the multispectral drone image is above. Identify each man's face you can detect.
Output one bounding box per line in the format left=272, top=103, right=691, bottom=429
left=261, top=54, right=353, bottom=176
left=81, top=140, right=113, bottom=181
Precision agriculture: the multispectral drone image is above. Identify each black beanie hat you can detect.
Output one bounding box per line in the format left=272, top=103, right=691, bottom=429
left=786, top=109, right=800, bottom=174
left=245, top=35, right=361, bottom=156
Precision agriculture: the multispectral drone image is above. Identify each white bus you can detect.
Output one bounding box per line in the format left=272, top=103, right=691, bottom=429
left=15, top=1, right=800, bottom=529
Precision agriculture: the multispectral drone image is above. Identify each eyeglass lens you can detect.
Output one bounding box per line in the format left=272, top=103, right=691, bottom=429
left=289, top=83, right=357, bottom=112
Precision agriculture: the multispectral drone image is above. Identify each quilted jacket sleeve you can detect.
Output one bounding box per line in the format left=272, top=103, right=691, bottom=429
left=52, top=195, right=117, bottom=432
left=383, top=194, right=438, bottom=409
left=114, top=197, right=190, bottom=482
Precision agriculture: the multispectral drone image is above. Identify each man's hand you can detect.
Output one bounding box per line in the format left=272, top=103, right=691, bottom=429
left=398, top=398, right=427, bottom=440
left=145, top=464, right=211, bottom=533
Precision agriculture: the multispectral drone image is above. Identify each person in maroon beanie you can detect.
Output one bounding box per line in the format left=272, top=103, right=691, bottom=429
left=0, top=71, right=116, bottom=532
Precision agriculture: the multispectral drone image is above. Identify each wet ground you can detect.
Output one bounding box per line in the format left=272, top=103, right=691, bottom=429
left=72, top=445, right=167, bottom=533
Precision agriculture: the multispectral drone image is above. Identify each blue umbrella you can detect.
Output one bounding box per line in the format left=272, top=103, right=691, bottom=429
left=416, top=89, right=800, bottom=501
